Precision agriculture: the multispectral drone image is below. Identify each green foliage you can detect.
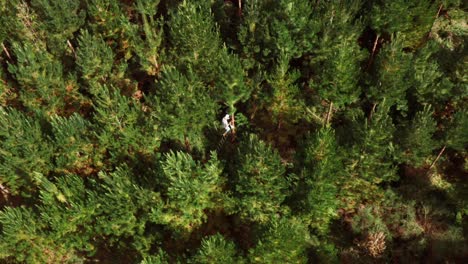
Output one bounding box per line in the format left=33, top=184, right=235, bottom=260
left=31, top=0, right=85, bottom=55
left=370, top=0, right=434, bottom=47
left=76, top=30, right=114, bottom=88
left=0, top=107, right=53, bottom=194
left=0, top=0, right=466, bottom=262
left=92, top=85, right=159, bottom=161
left=309, top=1, right=366, bottom=108
left=368, top=37, right=413, bottom=111
left=239, top=0, right=317, bottom=67
left=8, top=42, right=83, bottom=114
left=0, top=206, right=80, bottom=263
left=234, top=134, right=289, bottom=223
left=445, top=109, right=468, bottom=152
left=349, top=101, right=398, bottom=185
left=191, top=233, right=241, bottom=264
left=249, top=217, right=310, bottom=263
left=132, top=0, right=163, bottom=75
left=168, top=1, right=249, bottom=111
left=300, top=128, right=341, bottom=235
left=50, top=113, right=98, bottom=174
left=399, top=105, right=439, bottom=166
left=152, top=151, right=225, bottom=233
left=150, top=67, right=216, bottom=151
left=263, top=53, right=305, bottom=126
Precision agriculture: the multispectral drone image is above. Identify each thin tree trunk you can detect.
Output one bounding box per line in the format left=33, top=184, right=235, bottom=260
left=326, top=101, right=333, bottom=126
left=1, top=43, right=11, bottom=60
left=67, top=39, right=76, bottom=58
left=367, top=34, right=380, bottom=69
left=368, top=103, right=377, bottom=122
left=238, top=0, right=242, bottom=16
left=429, top=145, right=446, bottom=170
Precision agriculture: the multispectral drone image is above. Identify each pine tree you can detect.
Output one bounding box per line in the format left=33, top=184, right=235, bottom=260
left=35, top=173, right=97, bottom=256
left=398, top=105, right=439, bottom=167
left=309, top=1, right=367, bottom=108
left=234, top=134, right=289, bottom=223
left=30, top=0, right=85, bottom=56
left=0, top=206, right=80, bottom=263
left=50, top=113, right=98, bottom=174
left=0, top=107, right=53, bottom=195
left=238, top=0, right=317, bottom=68
left=191, top=233, right=241, bottom=264
left=151, top=151, right=225, bottom=234
left=76, top=29, right=114, bottom=90
left=92, top=85, right=159, bottom=163
left=168, top=0, right=250, bottom=113
left=132, top=0, right=163, bottom=76
left=8, top=42, right=83, bottom=115
left=149, top=67, right=216, bottom=151
left=409, top=40, right=454, bottom=105
left=367, top=36, right=413, bottom=112
left=299, top=127, right=341, bottom=235
left=351, top=100, right=398, bottom=184
left=369, top=0, right=435, bottom=48
left=90, top=166, right=162, bottom=255
left=263, top=52, right=305, bottom=128
left=248, top=217, right=310, bottom=263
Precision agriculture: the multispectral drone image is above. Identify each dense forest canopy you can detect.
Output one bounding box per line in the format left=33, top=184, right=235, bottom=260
left=0, top=0, right=467, bottom=263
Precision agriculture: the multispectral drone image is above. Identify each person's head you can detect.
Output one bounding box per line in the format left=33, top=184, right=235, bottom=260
left=225, top=114, right=230, bottom=119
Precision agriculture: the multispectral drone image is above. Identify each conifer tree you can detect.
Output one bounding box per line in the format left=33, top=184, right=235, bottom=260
left=367, top=37, right=413, bottom=112
left=299, top=127, right=341, bottom=235
left=132, top=0, right=163, bottom=76
left=248, top=217, right=310, bottom=263
left=234, top=134, right=289, bottom=223
left=0, top=107, right=53, bottom=194
left=399, top=105, right=439, bottom=167
left=76, top=29, right=114, bottom=90
left=191, top=233, right=241, bottom=264
left=90, top=167, right=162, bottom=254
left=50, top=113, right=98, bottom=174
left=150, top=67, right=216, bottom=151
left=92, top=85, right=159, bottom=163
left=409, top=40, right=454, bottom=105
left=351, top=101, right=398, bottom=184
left=152, top=151, right=225, bottom=234
left=0, top=206, right=80, bottom=263
left=35, top=173, right=97, bottom=256
left=168, top=0, right=249, bottom=113
left=309, top=1, right=367, bottom=108
left=263, top=52, right=305, bottom=128
left=238, top=0, right=317, bottom=68
left=8, top=42, right=83, bottom=115
left=30, top=0, right=85, bottom=56
left=369, top=0, right=435, bottom=48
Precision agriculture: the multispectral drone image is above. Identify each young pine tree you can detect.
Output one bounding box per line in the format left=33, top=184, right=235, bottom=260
left=309, top=1, right=367, bottom=108
left=132, top=0, right=163, bottom=76
left=367, top=36, right=413, bottom=112
left=92, top=85, right=159, bottom=163
left=234, top=134, right=289, bottom=223
left=30, top=0, right=85, bottom=56
left=0, top=107, right=53, bottom=195
left=49, top=113, right=98, bottom=174
left=191, top=233, right=242, bottom=264
left=398, top=105, right=439, bottom=167
left=0, top=206, right=81, bottom=263
left=76, top=29, right=114, bottom=91
left=248, top=217, right=311, bottom=263
left=152, top=151, right=225, bottom=234
left=8, top=42, right=83, bottom=115
left=149, top=67, right=216, bottom=151
left=299, top=127, right=341, bottom=235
